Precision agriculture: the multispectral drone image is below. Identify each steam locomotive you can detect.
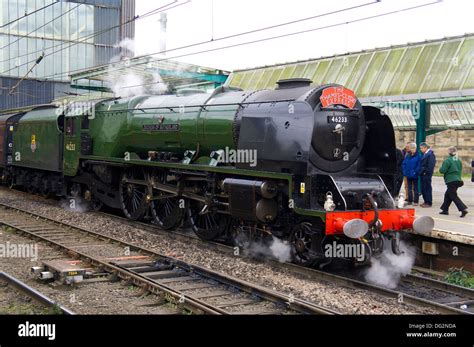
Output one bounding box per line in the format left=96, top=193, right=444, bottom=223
left=0, top=79, right=434, bottom=267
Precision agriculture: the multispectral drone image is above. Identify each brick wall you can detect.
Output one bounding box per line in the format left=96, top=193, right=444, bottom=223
left=395, top=130, right=474, bottom=175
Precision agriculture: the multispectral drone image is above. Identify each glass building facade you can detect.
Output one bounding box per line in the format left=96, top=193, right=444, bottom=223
left=0, top=0, right=135, bottom=82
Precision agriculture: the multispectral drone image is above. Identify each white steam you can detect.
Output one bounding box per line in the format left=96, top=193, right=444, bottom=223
left=269, top=237, right=292, bottom=263
left=117, top=38, right=136, bottom=54
left=107, top=39, right=168, bottom=98
left=364, top=241, right=415, bottom=289
left=239, top=236, right=292, bottom=263
left=60, top=197, right=90, bottom=213
left=110, top=72, right=143, bottom=98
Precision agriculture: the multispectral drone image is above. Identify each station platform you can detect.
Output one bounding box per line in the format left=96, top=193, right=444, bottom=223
left=406, top=176, right=474, bottom=246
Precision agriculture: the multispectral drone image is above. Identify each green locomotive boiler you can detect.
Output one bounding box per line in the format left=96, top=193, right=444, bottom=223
left=0, top=79, right=433, bottom=267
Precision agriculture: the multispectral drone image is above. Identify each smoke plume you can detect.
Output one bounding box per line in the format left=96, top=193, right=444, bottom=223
left=60, top=197, right=90, bottom=213
left=237, top=235, right=292, bottom=263
left=107, top=39, right=168, bottom=98
left=269, top=237, right=292, bottom=263
left=364, top=240, right=415, bottom=289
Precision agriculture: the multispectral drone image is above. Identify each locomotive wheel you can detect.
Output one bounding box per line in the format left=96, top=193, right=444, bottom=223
left=39, top=185, right=49, bottom=197
left=188, top=199, right=229, bottom=241
left=148, top=171, right=184, bottom=230
left=119, top=169, right=148, bottom=220
left=231, top=225, right=252, bottom=250
left=26, top=183, right=37, bottom=194
left=6, top=176, right=15, bottom=189
left=69, top=183, right=81, bottom=198
left=39, top=176, right=50, bottom=198
left=290, top=222, right=317, bottom=267
left=230, top=221, right=257, bottom=250
left=89, top=197, right=103, bottom=212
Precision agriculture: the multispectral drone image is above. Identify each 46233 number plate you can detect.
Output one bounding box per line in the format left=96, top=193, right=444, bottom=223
left=328, top=116, right=349, bottom=124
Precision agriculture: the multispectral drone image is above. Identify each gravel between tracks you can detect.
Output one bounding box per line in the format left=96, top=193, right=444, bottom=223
left=0, top=187, right=438, bottom=314
left=0, top=227, right=183, bottom=315
left=0, top=276, right=55, bottom=315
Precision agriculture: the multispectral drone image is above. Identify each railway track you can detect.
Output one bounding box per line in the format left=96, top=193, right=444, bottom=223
left=0, top=271, right=74, bottom=315
left=93, top=210, right=474, bottom=315
left=0, top=203, right=337, bottom=315
left=0, top=188, right=472, bottom=315
left=398, top=273, right=474, bottom=312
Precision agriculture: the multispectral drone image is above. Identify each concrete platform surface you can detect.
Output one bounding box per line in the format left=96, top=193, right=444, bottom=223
left=406, top=176, right=474, bottom=245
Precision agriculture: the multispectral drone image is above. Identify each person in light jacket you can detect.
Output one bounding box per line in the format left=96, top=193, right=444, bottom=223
left=402, top=143, right=421, bottom=206
left=439, top=147, right=468, bottom=218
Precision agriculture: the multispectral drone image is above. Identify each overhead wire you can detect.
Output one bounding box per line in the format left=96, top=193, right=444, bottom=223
left=40, top=0, right=385, bottom=81
left=4, top=1, right=188, bottom=94
left=0, top=0, right=186, bottom=74
left=0, top=2, right=82, bottom=51
left=100, top=1, right=443, bottom=91
left=4, top=0, right=441, bottom=88
left=0, top=0, right=59, bottom=29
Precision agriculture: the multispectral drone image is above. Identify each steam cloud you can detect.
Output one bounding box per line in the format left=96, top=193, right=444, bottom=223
left=269, top=237, right=292, bottom=263
left=237, top=235, right=292, bottom=263
left=117, top=37, right=136, bottom=53
left=108, top=39, right=168, bottom=98
left=364, top=240, right=415, bottom=289
left=60, top=197, right=90, bottom=213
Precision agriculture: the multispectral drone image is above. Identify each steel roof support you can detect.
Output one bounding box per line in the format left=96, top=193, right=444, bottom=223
left=415, top=99, right=427, bottom=146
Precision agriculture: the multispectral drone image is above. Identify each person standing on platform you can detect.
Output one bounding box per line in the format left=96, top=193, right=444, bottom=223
left=402, top=142, right=411, bottom=200
left=420, top=142, right=436, bottom=207
left=439, top=147, right=468, bottom=218
left=395, top=148, right=404, bottom=196
left=402, top=143, right=421, bottom=206
left=471, top=160, right=473, bottom=183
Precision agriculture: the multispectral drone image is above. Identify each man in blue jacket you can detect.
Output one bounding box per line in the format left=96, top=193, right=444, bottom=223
left=402, top=143, right=421, bottom=206
left=420, top=142, right=436, bottom=207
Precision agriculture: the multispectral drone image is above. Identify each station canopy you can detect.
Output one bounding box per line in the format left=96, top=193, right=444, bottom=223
left=62, top=56, right=230, bottom=103
left=225, top=34, right=474, bottom=130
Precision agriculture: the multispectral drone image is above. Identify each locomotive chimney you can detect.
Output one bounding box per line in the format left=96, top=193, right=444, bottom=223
left=276, top=78, right=312, bottom=90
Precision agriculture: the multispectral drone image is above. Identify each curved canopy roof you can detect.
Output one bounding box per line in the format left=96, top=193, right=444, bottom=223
left=226, top=34, right=474, bottom=100
left=225, top=34, right=474, bottom=130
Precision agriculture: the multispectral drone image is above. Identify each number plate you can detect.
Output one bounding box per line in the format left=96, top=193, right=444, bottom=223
left=328, top=116, right=349, bottom=124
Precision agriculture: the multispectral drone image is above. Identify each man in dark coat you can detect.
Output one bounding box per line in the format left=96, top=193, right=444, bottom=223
left=394, top=148, right=404, bottom=196
left=402, top=143, right=421, bottom=205
left=402, top=142, right=411, bottom=200
left=420, top=142, right=436, bottom=207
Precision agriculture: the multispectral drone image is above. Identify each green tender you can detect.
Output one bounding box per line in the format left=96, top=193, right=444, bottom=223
left=12, top=107, right=63, bottom=172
